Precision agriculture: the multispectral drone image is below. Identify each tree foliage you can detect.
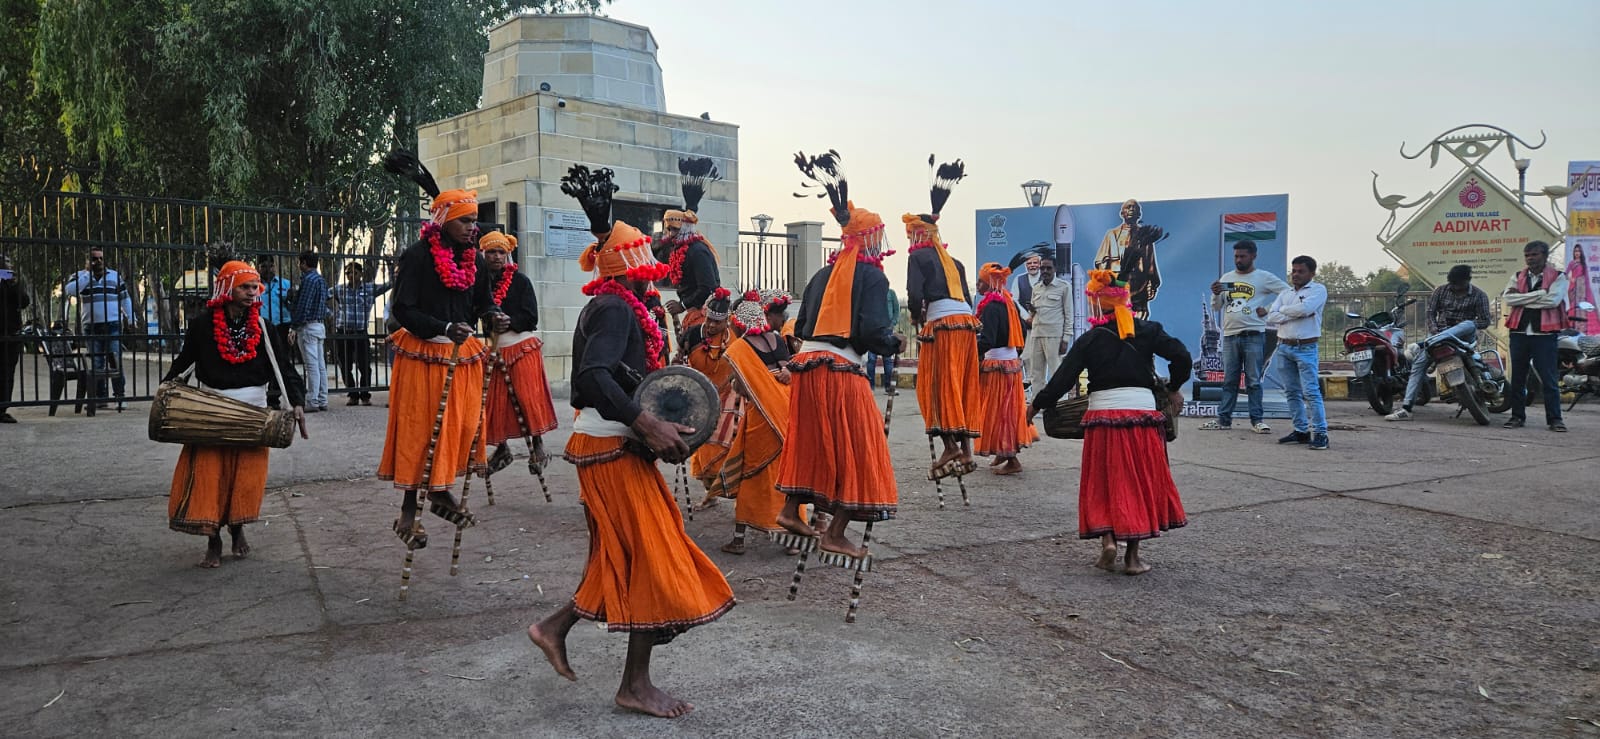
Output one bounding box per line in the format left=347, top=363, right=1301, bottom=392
left=22, top=0, right=604, bottom=221
left=1318, top=261, right=1414, bottom=294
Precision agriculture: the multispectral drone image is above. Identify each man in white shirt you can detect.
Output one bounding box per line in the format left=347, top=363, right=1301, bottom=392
left=1200, top=240, right=1290, bottom=433
left=1265, top=255, right=1329, bottom=450
left=1021, top=255, right=1071, bottom=387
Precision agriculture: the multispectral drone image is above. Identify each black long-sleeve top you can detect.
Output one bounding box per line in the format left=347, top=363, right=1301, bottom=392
left=1, top=275, right=30, bottom=334
left=491, top=270, right=539, bottom=333
left=164, top=308, right=305, bottom=407
left=391, top=237, right=498, bottom=340
left=674, top=240, right=720, bottom=309
left=905, top=248, right=973, bottom=323
left=571, top=294, right=647, bottom=425
left=1030, top=320, right=1191, bottom=411
left=793, top=260, right=902, bottom=357
left=976, top=298, right=1014, bottom=356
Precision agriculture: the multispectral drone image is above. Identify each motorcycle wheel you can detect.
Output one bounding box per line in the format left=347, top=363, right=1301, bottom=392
left=1365, top=357, right=1394, bottom=415
left=1456, top=374, right=1490, bottom=426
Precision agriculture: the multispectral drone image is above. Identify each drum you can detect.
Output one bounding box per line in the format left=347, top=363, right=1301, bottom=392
left=148, top=381, right=296, bottom=448
left=1041, top=394, right=1089, bottom=440
left=632, top=365, right=719, bottom=451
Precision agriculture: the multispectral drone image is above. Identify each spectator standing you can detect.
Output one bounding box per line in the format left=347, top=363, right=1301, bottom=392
left=1501, top=240, right=1569, bottom=432
left=63, top=248, right=134, bottom=409
left=1200, top=240, right=1290, bottom=433
left=1265, top=255, right=1329, bottom=450
left=257, top=258, right=293, bottom=408
left=1, top=254, right=30, bottom=423
left=289, top=250, right=330, bottom=412
left=865, top=287, right=901, bottom=391
left=1020, top=255, right=1072, bottom=388
left=329, top=261, right=390, bottom=406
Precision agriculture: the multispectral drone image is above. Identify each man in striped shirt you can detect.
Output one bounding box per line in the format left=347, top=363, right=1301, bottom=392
left=328, top=261, right=390, bottom=406
left=63, top=248, right=135, bottom=407
left=289, top=250, right=329, bottom=411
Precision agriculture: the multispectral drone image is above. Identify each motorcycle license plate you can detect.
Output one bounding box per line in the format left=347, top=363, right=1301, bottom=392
left=1347, top=349, right=1373, bottom=362
left=1436, top=356, right=1465, bottom=384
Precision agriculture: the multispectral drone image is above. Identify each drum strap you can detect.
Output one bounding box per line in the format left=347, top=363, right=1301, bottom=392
left=258, top=313, right=292, bottom=403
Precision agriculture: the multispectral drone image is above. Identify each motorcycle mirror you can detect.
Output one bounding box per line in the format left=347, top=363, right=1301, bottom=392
left=1346, top=312, right=1363, bottom=320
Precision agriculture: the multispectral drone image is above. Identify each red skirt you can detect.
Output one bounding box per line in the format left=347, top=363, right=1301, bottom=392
left=485, top=335, right=559, bottom=444
left=975, top=358, right=1037, bottom=458
left=1078, top=409, right=1186, bottom=541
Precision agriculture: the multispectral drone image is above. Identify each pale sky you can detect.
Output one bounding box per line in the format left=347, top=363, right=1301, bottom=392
left=602, top=0, right=1597, bottom=280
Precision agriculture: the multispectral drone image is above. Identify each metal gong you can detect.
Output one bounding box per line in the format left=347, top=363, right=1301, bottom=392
left=632, top=365, right=719, bottom=451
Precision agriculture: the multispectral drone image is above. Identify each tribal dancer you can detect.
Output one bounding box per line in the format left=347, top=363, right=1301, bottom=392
left=974, top=263, right=1037, bottom=475
left=478, top=231, right=559, bottom=472
left=679, top=287, right=737, bottom=500
left=707, top=293, right=793, bottom=554
left=379, top=150, right=508, bottom=547
left=528, top=165, right=733, bottom=719
left=775, top=150, right=901, bottom=558
left=163, top=261, right=307, bottom=568
left=662, top=157, right=722, bottom=339
left=906, top=157, right=981, bottom=478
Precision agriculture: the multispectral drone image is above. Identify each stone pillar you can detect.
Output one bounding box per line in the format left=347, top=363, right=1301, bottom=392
left=786, top=220, right=825, bottom=294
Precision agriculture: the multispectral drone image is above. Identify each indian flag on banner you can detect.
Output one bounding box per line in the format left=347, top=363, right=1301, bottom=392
left=1222, top=212, right=1277, bottom=242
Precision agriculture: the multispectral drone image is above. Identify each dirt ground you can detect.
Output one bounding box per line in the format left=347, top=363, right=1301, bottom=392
left=1, top=391, right=1597, bottom=738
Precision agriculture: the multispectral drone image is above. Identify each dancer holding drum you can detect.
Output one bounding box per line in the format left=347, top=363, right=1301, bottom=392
left=527, top=164, right=733, bottom=719
left=162, top=260, right=307, bottom=568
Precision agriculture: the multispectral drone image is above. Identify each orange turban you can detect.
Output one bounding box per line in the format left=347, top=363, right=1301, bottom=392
left=979, top=262, right=1011, bottom=289
left=212, top=260, right=261, bottom=303
left=1084, top=269, right=1135, bottom=339
left=578, top=220, right=670, bottom=292
left=429, top=189, right=478, bottom=224
left=663, top=208, right=699, bottom=229
left=479, top=231, right=516, bottom=253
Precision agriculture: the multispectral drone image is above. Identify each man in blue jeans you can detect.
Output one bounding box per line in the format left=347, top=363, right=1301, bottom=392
left=1200, top=240, right=1289, bottom=432
left=1265, top=255, right=1329, bottom=450
left=63, top=248, right=135, bottom=409
left=1385, top=264, right=1492, bottom=421
left=289, top=250, right=329, bottom=412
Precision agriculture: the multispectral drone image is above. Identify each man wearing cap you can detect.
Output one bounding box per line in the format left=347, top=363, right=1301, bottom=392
left=1386, top=264, right=1490, bottom=422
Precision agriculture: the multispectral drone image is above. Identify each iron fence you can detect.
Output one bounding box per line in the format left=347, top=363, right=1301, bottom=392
left=736, top=230, right=794, bottom=294
left=1, top=191, right=497, bottom=413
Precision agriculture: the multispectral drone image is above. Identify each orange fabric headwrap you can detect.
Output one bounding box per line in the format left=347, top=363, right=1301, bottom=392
left=429, top=189, right=479, bottom=224
left=578, top=220, right=669, bottom=288
left=212, top=260, right=261, bottom=303
left=479, top=231, right=516, bottom=253
left=904, top=213, right=964, bottom=300
left=1085, top=269, right=1135, bottom=339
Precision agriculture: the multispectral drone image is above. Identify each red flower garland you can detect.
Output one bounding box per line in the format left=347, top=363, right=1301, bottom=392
left=666, top=234, right=706, bottom=286
left=907, top=241, right=937, bottom=253
left=585, top=279, right=664, bottom=372
left=976, top=290, right=1012, bottom=316
left=423, top=222, right=478, bottom=291
left=491, top=264, right=516, bottom=306
left=209, top=300, right=263, bottom=364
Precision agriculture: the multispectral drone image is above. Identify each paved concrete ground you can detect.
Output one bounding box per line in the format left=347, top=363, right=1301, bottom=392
left=1, top=391, right=1597, bottom=738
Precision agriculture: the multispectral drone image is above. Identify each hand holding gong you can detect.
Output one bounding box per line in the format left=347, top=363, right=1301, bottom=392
left=633, top=411, right=693, bottom=464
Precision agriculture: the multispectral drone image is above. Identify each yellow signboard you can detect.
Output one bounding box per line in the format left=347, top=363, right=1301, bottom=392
left=1385, top=168, right=1560, bottom=289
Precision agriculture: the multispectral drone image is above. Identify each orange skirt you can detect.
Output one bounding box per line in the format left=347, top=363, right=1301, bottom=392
left=916, top=313, right=982, bottom=438
left=775, top=352, right=897, bottom=521
left=378, top=331, right=488, bottom=492
left=564, top=433, right=736, bottom=634
left=168, top=445, right=270, bottom=536
left=485, top=335, right=558, bottom=444
left=724, top=405, right=785, bottom=531
left=976, top=358, right=1038, bottom=458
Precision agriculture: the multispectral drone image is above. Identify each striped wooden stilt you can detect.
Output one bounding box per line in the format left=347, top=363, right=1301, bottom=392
left=785, top=509, right=817, bottom=601
left=533, top=465, right=552, bottom=503
left=928, top=436, right=946, bottom=510
left=497, top=344, right=554, bottom=503
left=676, top=464, right=693, bottom=521
left=955, top=467, right=971, bottom=506
left=845, top=521, right=875, bottom=624
left=400, top=342, right=463, bottom=600
left=451, top=336, right=497, bottom=577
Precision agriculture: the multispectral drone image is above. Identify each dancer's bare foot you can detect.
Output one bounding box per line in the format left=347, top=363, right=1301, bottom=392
left=784, top=546, right=802, bottom=556
left=776, top=511, right=819, bottom=538
left=818, top=531, right=866, bottom=560
left=1094, top=536, right=1118, bottom=572
left=199, top=535, right=223, bottom=569
left=1122, top=541, right=1151, bottom=575
left=719, top=537, right=746, bottom=555
left=527, top=621, right=578, bottom=681
left=994, top=458, right=1022, bottom=476
left=615, top=682, right=693, bottom=718
left=228, top=525, right=250, bottom=559
left=933, top=442, right=962, bottom=470
left=988, top=456, right=1004, bottom=467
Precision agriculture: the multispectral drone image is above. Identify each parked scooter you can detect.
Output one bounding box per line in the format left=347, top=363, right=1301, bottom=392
left=1554, top=302, right=1600, bottom=409
left=1343, top=286, right=1418, bottom=415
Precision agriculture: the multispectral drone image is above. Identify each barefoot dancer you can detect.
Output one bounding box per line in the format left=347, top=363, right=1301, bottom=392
left=1028, top=270, right=1190, bottom=575
left=974, top=263, right=1036, bottom=476
left=711, top=293, right=794, bottom=554
left=679, top=287, right=736, bottom=501
left=528, top=165, right=734, bottom=719
left=478, top=231, right=558, bottom=471
left=163, top=261, right=307, bottom=568
left=775, top=150, right=902, bottom=558
left=378, top=151, right=509, bottom=547
left=905, top=158, right=981, bottom=477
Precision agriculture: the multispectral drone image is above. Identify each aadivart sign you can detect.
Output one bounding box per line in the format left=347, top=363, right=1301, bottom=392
left=1385, top=168, right=1559, bottom=289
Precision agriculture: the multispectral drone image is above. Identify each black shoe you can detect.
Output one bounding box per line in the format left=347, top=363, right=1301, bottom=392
left=1278, top=430, right=1310, bottom=444
left=1309, top=433, right=1329, bottom=451
left=346, top=396, right=361, bottom=406
left=360, top=397, right=373, bottom=406
left=1549, top=420, right=1567, bottom=432
left=0, top=412, right=16, bottom=424
left=1503, top=417, right=1525, bottom=429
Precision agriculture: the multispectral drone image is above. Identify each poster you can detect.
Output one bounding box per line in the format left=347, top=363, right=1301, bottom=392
left=976, top=194, right=1289, bottom=391
left=1568, top=161, right=1600, bottom=333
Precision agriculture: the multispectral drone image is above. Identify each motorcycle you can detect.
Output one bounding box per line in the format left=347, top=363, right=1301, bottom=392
left=1553, top=301, right=1600, bottom=409
left=1343, top=286, right=1419, bottom=415
left=1415, top=331, right=1509, bottom=425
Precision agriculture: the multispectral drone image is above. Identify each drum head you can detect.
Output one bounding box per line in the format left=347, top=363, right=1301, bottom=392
left=632, top=365, right=719, bottom=450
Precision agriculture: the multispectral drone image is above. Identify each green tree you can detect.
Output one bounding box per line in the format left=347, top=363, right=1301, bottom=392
left=1316, top=261, right=1365, bottom=294
left=0, top=0, right=73, bottom=200
left=1364, top=267, right=1410, bottom=294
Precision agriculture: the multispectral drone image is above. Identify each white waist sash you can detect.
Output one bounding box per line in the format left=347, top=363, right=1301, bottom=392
left=1088, top=386, right=1156, bottom=411
left=200, top=381, right=268, bottom=409
left=984, top=347, right=1019, bottom=361
left=926, top=298, right=974, bottom=321
left=495, top=330, right=539, bottom=348
left=426, top=335, right=454, bottom=345
left=573, top=407, right=635, bottom=439
left=799, top=339, right=865, bottom=367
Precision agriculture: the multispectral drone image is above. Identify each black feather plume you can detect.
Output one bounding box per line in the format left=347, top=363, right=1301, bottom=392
left=793, top=149, right=850, bottom=226
left=677, top=157, right=720, bottom=212
left=382, top=149, right=440, bottom=199
left=559, top=165, right=620, bottom=233
left=928, top=155, right=966, bottom=217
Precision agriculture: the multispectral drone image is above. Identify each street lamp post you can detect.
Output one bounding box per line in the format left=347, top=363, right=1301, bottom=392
left=1515, top=158, right=1531, bottom=205
left=751, top=213, right=773, bottom=289
left=1021, top=180, right=1052, bottom=208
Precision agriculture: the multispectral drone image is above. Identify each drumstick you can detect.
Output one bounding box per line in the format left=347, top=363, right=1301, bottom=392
left=400, top=340, right=462, bottom=601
